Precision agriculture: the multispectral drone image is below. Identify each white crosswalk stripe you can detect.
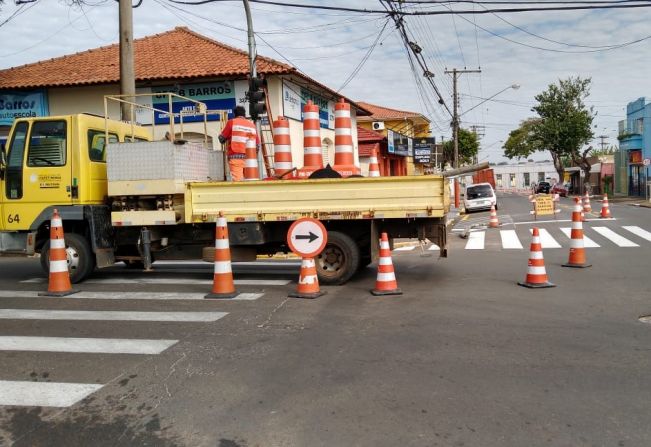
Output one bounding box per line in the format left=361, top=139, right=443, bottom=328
left=0, top=381, right=103, bottom=408
left=592, top=227, right=639, bottom=247
left=0, top=309, right=228, bottom=322
left=500, top=230, right=523, bottom=249
left=560, top=228, right=600, bottom=248
left=22, top=278, right=290, bottom=286
left=0, top=336, right=177, bottom=354
left=622, top=226, right=651, bottom=242
left=0, top=290, right=263, bottom=301
left=465, top=231, right=485, bottom=250
left=528, top=228, right=562, bottom=248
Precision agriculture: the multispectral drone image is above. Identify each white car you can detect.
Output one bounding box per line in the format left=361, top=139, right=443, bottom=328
left=464, top=183, right=497, bottom=212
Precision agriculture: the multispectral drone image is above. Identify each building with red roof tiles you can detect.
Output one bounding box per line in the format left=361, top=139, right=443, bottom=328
left=0, top=27, right=370, bottom=170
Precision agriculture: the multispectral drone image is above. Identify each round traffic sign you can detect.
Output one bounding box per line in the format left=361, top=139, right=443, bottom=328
left=644, top=158, right=650, bottom=166
left=287, top=218, right=328, bottom=258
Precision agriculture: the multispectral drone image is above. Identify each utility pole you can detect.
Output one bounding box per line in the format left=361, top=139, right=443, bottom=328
left=119, top=0, right=135, bottom=121
left=598, top=135, right=608, bottom=152
left=445, top=68, right=481, bottom=209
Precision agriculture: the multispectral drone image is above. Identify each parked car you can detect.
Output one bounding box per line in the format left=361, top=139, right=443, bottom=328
left=535, top=181, right=551, bottom=194
left=464, top=183, right=497, bottom=212
left=550, top=183, right=568, bottom=197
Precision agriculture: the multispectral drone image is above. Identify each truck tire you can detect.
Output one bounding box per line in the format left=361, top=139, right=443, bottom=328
left=316, top=231, right=360, bottom=285
left=40, top=233, right=95, bottom=284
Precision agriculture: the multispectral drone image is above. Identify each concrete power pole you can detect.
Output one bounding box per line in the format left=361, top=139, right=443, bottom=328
left=119, top=0, right=136, bottom=121
left=598, top=135, right=608, bottom=152
left=445, top=68, right=481, bottom=209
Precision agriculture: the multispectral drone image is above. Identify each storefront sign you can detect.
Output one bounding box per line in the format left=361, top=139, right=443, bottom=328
left=387, top=129, right=395, bottom=154
left=392, top=132, right=410, bottom=157
left=282, top=81, right=335, bottom=129
left=413, top=137, right=436, bottom=164
left=0, top=90, right=49, bottom=126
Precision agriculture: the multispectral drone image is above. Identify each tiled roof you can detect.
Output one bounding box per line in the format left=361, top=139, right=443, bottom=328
left=357, top=126, right=385, bottom=142
left=356, top=101, right=429, bottom=122
left=359, top=142, right=380, bottom=157
left=0, top=27, right=294, bottom=89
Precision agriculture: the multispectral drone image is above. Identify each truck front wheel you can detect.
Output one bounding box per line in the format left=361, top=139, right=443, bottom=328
left=316, top=231, right=360, bottom=285
left=40, top=233, right=95, bottom=284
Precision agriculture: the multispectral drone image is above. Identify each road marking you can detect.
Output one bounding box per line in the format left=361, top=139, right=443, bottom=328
left=0, top=291, right=263, bottom=301
left=513, top=218, right=617, bottom=226
left=0, top=309, right=228, bottom=322
left=528, top=228, right=562, bottom=248
left=465, top=231, right=485, bottom=250
left=393, top=246, right=416, bottom=252
left=0, top=381, right=103, bottom=408
left=22, top=278, right=290, bottom=286
left=0, top=336, right=178, bottom=355
left=428, top=244, right=440, bottom=251
left=592, top=227, right=639, bottom=247
left=499, top=230, right=523, bottom=249
left=560, top=228, right=600, bottom=248
left=622, top=226, right=651, bottom=242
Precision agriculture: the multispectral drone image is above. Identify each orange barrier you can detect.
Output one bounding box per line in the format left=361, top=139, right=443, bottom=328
left=518, top=227, right=555, bottom=288
left=488, top=204, right=499, bottom=228
left=243, top=132, right=260, bottom=181
left=367, top=147, right=381, bottom=177
left=333, top=98, right=360, bottom=177
left=582, top=192, right=592, bottom=213
left=600, top=194, right=612, bottom=218
left=371, top=232, right=402, bottom=296
left=39, top=209, right=78, bottom=297
left=289, top=257, right=325, bottom=298
left=297, top=100, right=323, bottom=178
left=205, top=213, right=237, bottom=299
left=562, top=197, right=591, bottom=268
left=272, top=116, right=294, bottom=178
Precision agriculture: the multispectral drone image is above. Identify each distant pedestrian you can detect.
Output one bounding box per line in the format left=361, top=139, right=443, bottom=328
left=218, top=106, right=259, bottom=182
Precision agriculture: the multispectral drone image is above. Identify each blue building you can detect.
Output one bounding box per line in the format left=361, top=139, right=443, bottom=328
left=619, top=97, right=651, bottom=196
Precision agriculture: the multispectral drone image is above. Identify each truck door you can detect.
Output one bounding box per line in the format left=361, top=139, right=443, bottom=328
left=3, top=119, right=73, bottom=231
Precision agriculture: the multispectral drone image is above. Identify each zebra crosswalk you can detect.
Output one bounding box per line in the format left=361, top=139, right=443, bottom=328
left=458, top=225, right=651, bottom=251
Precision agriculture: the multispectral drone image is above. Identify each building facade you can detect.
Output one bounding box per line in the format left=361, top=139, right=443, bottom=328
left=618, top=97, right=651, bottom=196
left=489, top=161, right=559, bottom=191
left=0, top=27, right=369, bottom=173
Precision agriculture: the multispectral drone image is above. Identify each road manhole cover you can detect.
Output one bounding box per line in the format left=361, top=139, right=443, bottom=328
left=638, top=315, right=651, bottom=324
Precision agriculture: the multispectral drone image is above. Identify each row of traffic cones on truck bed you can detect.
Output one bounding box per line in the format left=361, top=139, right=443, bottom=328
left=40, top=210, right=403, bottom=299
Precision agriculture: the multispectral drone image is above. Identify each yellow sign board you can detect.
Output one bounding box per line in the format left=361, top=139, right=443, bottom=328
left=534, top=195, right=555, bottom=216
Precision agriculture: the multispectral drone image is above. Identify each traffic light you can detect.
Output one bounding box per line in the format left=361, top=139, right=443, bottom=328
left=247, top=76, right=267, bottom=121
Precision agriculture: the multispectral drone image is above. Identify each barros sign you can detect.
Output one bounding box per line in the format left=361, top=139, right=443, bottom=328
left=0, top=90, right=49, bottom=126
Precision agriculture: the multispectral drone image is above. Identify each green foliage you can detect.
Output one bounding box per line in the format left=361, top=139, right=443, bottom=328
left=442, top=128, right=479, bottom=166
left=503, top=118, right=542, bottom=159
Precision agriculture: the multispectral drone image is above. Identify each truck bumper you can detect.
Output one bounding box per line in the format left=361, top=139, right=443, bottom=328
left=0, top=232, right=36, bottom=255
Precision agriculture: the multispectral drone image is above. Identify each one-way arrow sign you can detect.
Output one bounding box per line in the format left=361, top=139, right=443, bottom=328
left=287, top=218, right=328, bottom=258
left=295, top=232, right=318, bottom=243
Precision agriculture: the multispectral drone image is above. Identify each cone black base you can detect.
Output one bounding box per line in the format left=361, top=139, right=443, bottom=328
left=39, top=289, right=80, bottom=297
left=288, top=291, right=326, bottom=299
left=517, top=281, right=555, bottom=289
left=562, top=263, right=592, bottom=269
left=371, top=288, right=403, bottom=296
left=204, top=291, right=238, bottom=299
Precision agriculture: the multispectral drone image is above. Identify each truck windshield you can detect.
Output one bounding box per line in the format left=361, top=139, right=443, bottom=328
left=466, top=185, right=493, bottom=199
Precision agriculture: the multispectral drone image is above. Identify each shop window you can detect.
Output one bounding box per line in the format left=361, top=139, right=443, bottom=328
left=538, top=172, right=545, bottom=182
left=510, top=173, right=516, bottom=187
left=523, top=172, right=530, bottom=187
left=496, top=174, right=502, bottom=187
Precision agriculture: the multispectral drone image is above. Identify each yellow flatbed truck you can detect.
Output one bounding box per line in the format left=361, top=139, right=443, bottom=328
left=0, top=113, right=449, bottom=285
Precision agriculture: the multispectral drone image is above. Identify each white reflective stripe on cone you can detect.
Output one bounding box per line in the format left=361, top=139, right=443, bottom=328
left=214, top=261, right=232, bottom=274
left=217, top=217, right=227, bottom=227
left=275, top=162, right=293, bottom=169
left=304, top=130, right=320, bottom=137
left=335, top=128, right=352, bottom=136
left=274, top=145, right=291, bottom=152
left=304, top=147, right=322, bottom=154
left=335, top=145, right=354, bottom=153
left=377, top=272, right=396, bottom=282
left=274, top=127, right=290, bottom=135
left=215, top=239, right=230, bottom=249
left=368, top=172, right=380, bottom=177
left=335, top=110, right=350, bottom=118
left=380, top=241, right=390, bottom=249
left=369, top=157, right=378, bottom=163
left=51, top=218, right=63, bottom=227
left=529, top=251, right=543, bottom=259
left=570, top=239, right=585, bottom=249
left=303, top=112, right=319, bottom=120
left=245, top=159, right=258, bottom=168
left=302, top=259, right=315, bottom=268
left=299, top=275, right=317, bottom=284
left=572, top=222, right=583, bottom=230
left=50, top=239, right=66, bottom=249
left=527, top=266, right=547, bottom=275
left=49, top=260, right=69, bottom=273
left=531, top=237, right=541, bottom=244
left=379, top=257, right=393, bottom=265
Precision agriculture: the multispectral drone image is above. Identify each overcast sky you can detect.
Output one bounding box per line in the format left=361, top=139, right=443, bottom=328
left=1, top=0, right=649, bottom=162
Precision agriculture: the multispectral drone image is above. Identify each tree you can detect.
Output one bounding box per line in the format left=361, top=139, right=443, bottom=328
left=442, top=128, right=479, bottom=167
left=502, top=77, right=595, bottom=180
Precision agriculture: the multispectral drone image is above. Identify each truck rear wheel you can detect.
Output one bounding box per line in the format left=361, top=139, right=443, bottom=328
left=40, top=233, right=95, bottom=284
left=316, top=231, right=360, bottom=285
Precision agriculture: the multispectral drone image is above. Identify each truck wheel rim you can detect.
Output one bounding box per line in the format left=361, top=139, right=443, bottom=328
left=317, top=246, right=343, bottom=277
left=65, top=246, right=80, bottom=275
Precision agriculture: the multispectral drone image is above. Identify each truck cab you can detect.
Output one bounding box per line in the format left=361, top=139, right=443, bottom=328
left=0, top=114, right=150, bottom=280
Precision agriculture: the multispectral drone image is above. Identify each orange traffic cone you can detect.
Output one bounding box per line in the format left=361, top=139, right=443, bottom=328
left=272, top=116, right=294, bottom=178
left=368, top=147, right=381, bottom=177
left=562, top=197, right=591, bottom=268
left=371, top=232, right=402, bottom=296
left=243, top=132, right=259, bottom=181
left=332, top=98, right=360, bottom=177
left=289, top=257, right=325, bottom=299
left=488, top=205, right=499, bottom=228
left=518, top=227, right=555, bottom=288
left=600, top=194, right=612, bottom=218
left=582, top=192, right=591, bottom=213
left=205, top=213, right=237, bottom=299
left=39, top=209, right=78, bottom=297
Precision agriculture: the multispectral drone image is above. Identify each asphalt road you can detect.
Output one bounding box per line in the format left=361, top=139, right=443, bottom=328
left=1, top=192, right=651, bottom=447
